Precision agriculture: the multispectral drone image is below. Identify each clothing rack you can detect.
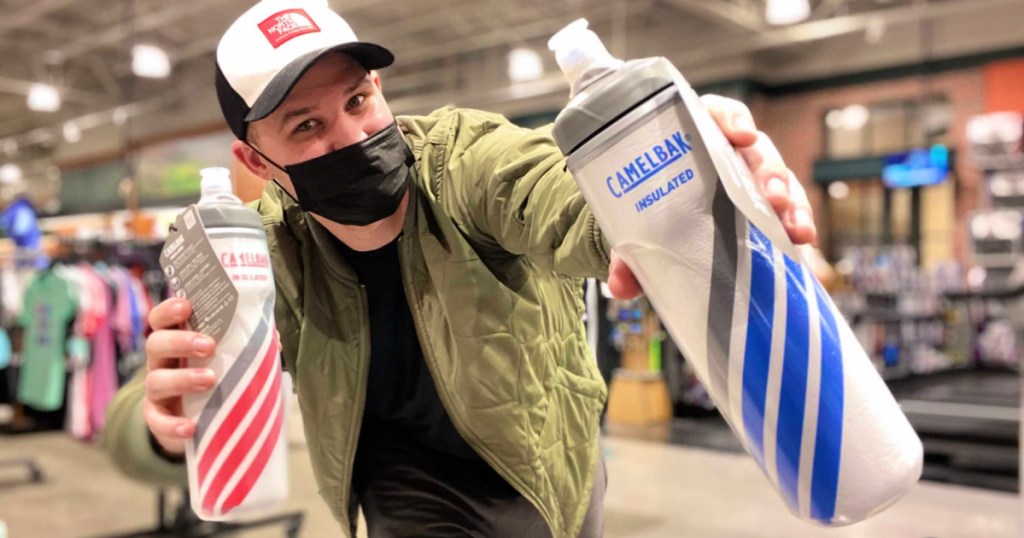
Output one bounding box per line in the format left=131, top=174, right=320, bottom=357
left=0, top=457, right=44, bottom=485
left=54, top=238, right=307, bottom=537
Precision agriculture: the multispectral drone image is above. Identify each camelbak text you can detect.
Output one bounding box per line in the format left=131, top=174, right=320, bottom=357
left=606, top=131, right=692, bottom=198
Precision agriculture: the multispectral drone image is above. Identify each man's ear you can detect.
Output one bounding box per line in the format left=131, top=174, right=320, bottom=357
left=232, top=140, right=274, bottom=182
left=370, top=70, right=382, bottom=92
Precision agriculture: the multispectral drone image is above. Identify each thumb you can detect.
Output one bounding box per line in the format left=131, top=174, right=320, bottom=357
left=608, top=251, right=643, bottom=299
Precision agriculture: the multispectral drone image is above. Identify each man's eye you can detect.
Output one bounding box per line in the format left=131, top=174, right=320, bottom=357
left=347, top=94, right=365, bottom=110
left=294, top=119, right=318, bottom=133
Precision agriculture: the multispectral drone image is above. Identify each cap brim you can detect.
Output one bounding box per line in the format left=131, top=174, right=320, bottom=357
left=245, top=42, right=394, bottom=122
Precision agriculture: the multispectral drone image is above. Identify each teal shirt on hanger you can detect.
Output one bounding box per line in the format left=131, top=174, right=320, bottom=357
left=17, top=271, right=77, bottom=411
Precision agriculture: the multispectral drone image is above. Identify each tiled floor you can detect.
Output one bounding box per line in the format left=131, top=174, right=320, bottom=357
left=0, top=430, right=1019, bottom=537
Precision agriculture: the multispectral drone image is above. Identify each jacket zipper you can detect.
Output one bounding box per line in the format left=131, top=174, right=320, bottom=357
left=340, top=283, right=371, bottom=535
left=396, top=236, right=556, bottom=535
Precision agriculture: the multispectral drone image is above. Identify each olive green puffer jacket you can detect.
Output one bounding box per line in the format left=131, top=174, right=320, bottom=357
left=106, top=107, right=611, bottom=537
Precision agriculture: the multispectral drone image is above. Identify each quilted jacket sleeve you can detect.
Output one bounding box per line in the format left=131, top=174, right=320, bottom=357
left=103, top=367, right=189, bottom=487
left=444, top=109, right=612, bottom=280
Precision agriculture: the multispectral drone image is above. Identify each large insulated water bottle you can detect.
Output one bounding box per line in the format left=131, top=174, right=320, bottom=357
left=160, top=167, right=287, bottom=520
left=548, top=20, right=922, bottom=526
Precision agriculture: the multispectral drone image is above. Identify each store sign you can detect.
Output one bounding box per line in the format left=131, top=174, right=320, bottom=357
left=882, top=145, right=950, bottom=188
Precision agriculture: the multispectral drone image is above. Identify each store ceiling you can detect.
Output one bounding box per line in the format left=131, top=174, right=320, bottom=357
left=0, top=0, right=1021, bottom=166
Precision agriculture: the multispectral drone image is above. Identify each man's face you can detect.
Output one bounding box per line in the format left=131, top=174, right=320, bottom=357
left=245, top=52, right=393, bottom=185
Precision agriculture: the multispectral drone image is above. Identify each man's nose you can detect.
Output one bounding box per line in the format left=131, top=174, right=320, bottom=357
left=328, top=119, right=369, bottom=152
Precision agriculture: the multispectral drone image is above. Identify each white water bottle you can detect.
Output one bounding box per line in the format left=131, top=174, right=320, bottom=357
left=549, top=20, right=922, bottom=526
left=160, top=167, right=288, bottom=520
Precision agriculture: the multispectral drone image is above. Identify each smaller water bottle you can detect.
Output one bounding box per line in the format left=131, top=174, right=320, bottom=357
left=549, top=20, right=921, bottom=526
left=160, top=167, right=288, bottom=520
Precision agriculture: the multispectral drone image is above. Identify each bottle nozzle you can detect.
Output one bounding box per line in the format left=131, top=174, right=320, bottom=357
left=200, top=167, right=233, bottom=195
left=547, top=19, right=622, bottom=97
left=198, top=166, right=241, bottom=205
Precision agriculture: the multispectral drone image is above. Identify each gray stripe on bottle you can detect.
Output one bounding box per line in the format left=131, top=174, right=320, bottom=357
left=193, top=296, right=274, bottom=448
left=706, top=178, right=739, bottom=407
left=205, top=230, right=266, bottom=240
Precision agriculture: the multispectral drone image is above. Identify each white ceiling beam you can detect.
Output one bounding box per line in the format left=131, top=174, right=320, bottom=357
left=812, top=0, right=848, bottom=19
left=54, top=0, right=236, bottom=61
left=661, top=0, right=763, bottom=32
left=0, top=76, right=105, bottom=104
left=671, top=0, right=1019, bottom=64
left=393, top=1, right=652, bottom=67
left=0, top=0, right=83, bottom=37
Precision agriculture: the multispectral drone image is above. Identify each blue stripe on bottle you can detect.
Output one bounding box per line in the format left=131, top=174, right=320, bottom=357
left=741, top=225, right=775, bottom=465
left=810, top=279, right=845, bottom=523
left=776, top=255, right=810, bottom=509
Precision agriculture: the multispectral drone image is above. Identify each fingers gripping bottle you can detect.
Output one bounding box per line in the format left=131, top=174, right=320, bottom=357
left=160, top=167, right=287, bottom=520
left=548, top=20, right=922, bottom=526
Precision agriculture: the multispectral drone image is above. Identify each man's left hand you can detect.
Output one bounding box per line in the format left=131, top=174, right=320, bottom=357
left=607, top=94, right=818, bottom=299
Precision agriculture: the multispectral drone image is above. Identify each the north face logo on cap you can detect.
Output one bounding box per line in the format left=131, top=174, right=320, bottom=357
left=258, top=9, right=320, bottom=49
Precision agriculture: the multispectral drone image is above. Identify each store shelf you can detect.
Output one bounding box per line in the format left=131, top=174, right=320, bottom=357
left=890, top=368, right=1020, bottom=492
left=944, top=285, right=1024, bottom=301
left=852, top=309, right=945, bottom=323
left=973, top=152, right=1024, bottom=172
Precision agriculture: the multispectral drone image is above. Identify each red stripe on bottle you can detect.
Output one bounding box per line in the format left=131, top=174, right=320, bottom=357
left=201, top=344, right=280, bottom=512
left=220, top=377, right=285, bottom=513
left=197, top=335, right=278, bottom=486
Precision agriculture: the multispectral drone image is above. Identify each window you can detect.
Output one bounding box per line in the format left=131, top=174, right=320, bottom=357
left=823, top=97, right=951, bottom=160
left=820, top=96, right=955, bottom=267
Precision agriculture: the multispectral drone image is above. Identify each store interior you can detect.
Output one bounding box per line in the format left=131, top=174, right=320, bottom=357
left=1, top=0, right=1024, bottom=536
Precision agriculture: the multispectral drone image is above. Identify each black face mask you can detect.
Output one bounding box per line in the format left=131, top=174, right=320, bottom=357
left=257, top=122, right=414, bottom=226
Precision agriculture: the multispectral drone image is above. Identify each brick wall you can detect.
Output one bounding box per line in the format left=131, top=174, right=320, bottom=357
left=749, top=68, right=986, bottom=264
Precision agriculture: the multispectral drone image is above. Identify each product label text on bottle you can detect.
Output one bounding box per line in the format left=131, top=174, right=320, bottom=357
left=606, top=131, right=692, bottom=198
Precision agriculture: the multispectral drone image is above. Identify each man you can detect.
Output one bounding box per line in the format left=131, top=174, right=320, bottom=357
left=105, top=1, right=817, bottom=536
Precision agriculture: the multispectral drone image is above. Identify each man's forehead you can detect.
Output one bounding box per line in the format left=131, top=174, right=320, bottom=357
left=253, top=56, right=371, bottom=129
left=281, top=54, right=368, bottom=100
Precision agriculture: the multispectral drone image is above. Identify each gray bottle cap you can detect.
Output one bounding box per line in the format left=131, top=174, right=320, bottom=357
left=197, top=204, right=264, bottom=231
left=552, top=57, right=676, bottom=155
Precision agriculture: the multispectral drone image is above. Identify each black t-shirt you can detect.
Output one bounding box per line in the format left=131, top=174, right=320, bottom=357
left=334, top=235, right=479, bottom=460
left=337, top=235, right=534, bottom=527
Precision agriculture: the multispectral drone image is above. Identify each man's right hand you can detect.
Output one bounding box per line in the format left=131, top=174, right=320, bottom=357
left=143, top=298, right=218, bottom=457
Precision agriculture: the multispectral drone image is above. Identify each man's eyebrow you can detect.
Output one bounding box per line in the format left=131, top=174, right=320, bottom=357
left=346, top=75, right=371, bottom=94
left=278, top=106, right=316, bottom=130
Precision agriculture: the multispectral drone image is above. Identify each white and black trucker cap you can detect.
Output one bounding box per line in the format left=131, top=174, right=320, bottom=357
left=215, top=0, right=393, bottom=140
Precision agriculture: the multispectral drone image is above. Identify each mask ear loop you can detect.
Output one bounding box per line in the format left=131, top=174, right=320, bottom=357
left=245, top=141, right=300, bottom=204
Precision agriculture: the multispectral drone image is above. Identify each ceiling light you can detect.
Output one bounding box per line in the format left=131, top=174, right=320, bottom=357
left=841, top=104, right=870, bottom=130
left=765, top=0, right=811, bottom=26
left=27, top=83, right=61, bottom=112
left=508, top=48, right=544, bottom=82
left=825, top=109, right=844, bottom=130
left=132, top=44, right=172, bottom=78
left=865, top=19, right=886, bottom=45
left=0, top=164, right=22, bottom=184
left=113, top=106, right=129, bottom=126
left=62, top=121, right=82, bottom=143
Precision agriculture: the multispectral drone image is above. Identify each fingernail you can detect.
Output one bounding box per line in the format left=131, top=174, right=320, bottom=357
left=768, top=177, right=787, bottom=197
left=733, top=113, right=755, bottom=132
left=796, top=208, right=814, bottom=227
left=192, top=369, right=214, bottom=386
left=193, top=336, right=215, bottom=355
left=172, top=301, right=185, bottom=317
left=175, top=424, right=189, bottom=437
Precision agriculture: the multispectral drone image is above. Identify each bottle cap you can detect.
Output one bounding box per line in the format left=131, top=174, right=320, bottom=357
left=200, top=167, right=233, bottom=196
left=547, top=19, right=622, bottom=96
